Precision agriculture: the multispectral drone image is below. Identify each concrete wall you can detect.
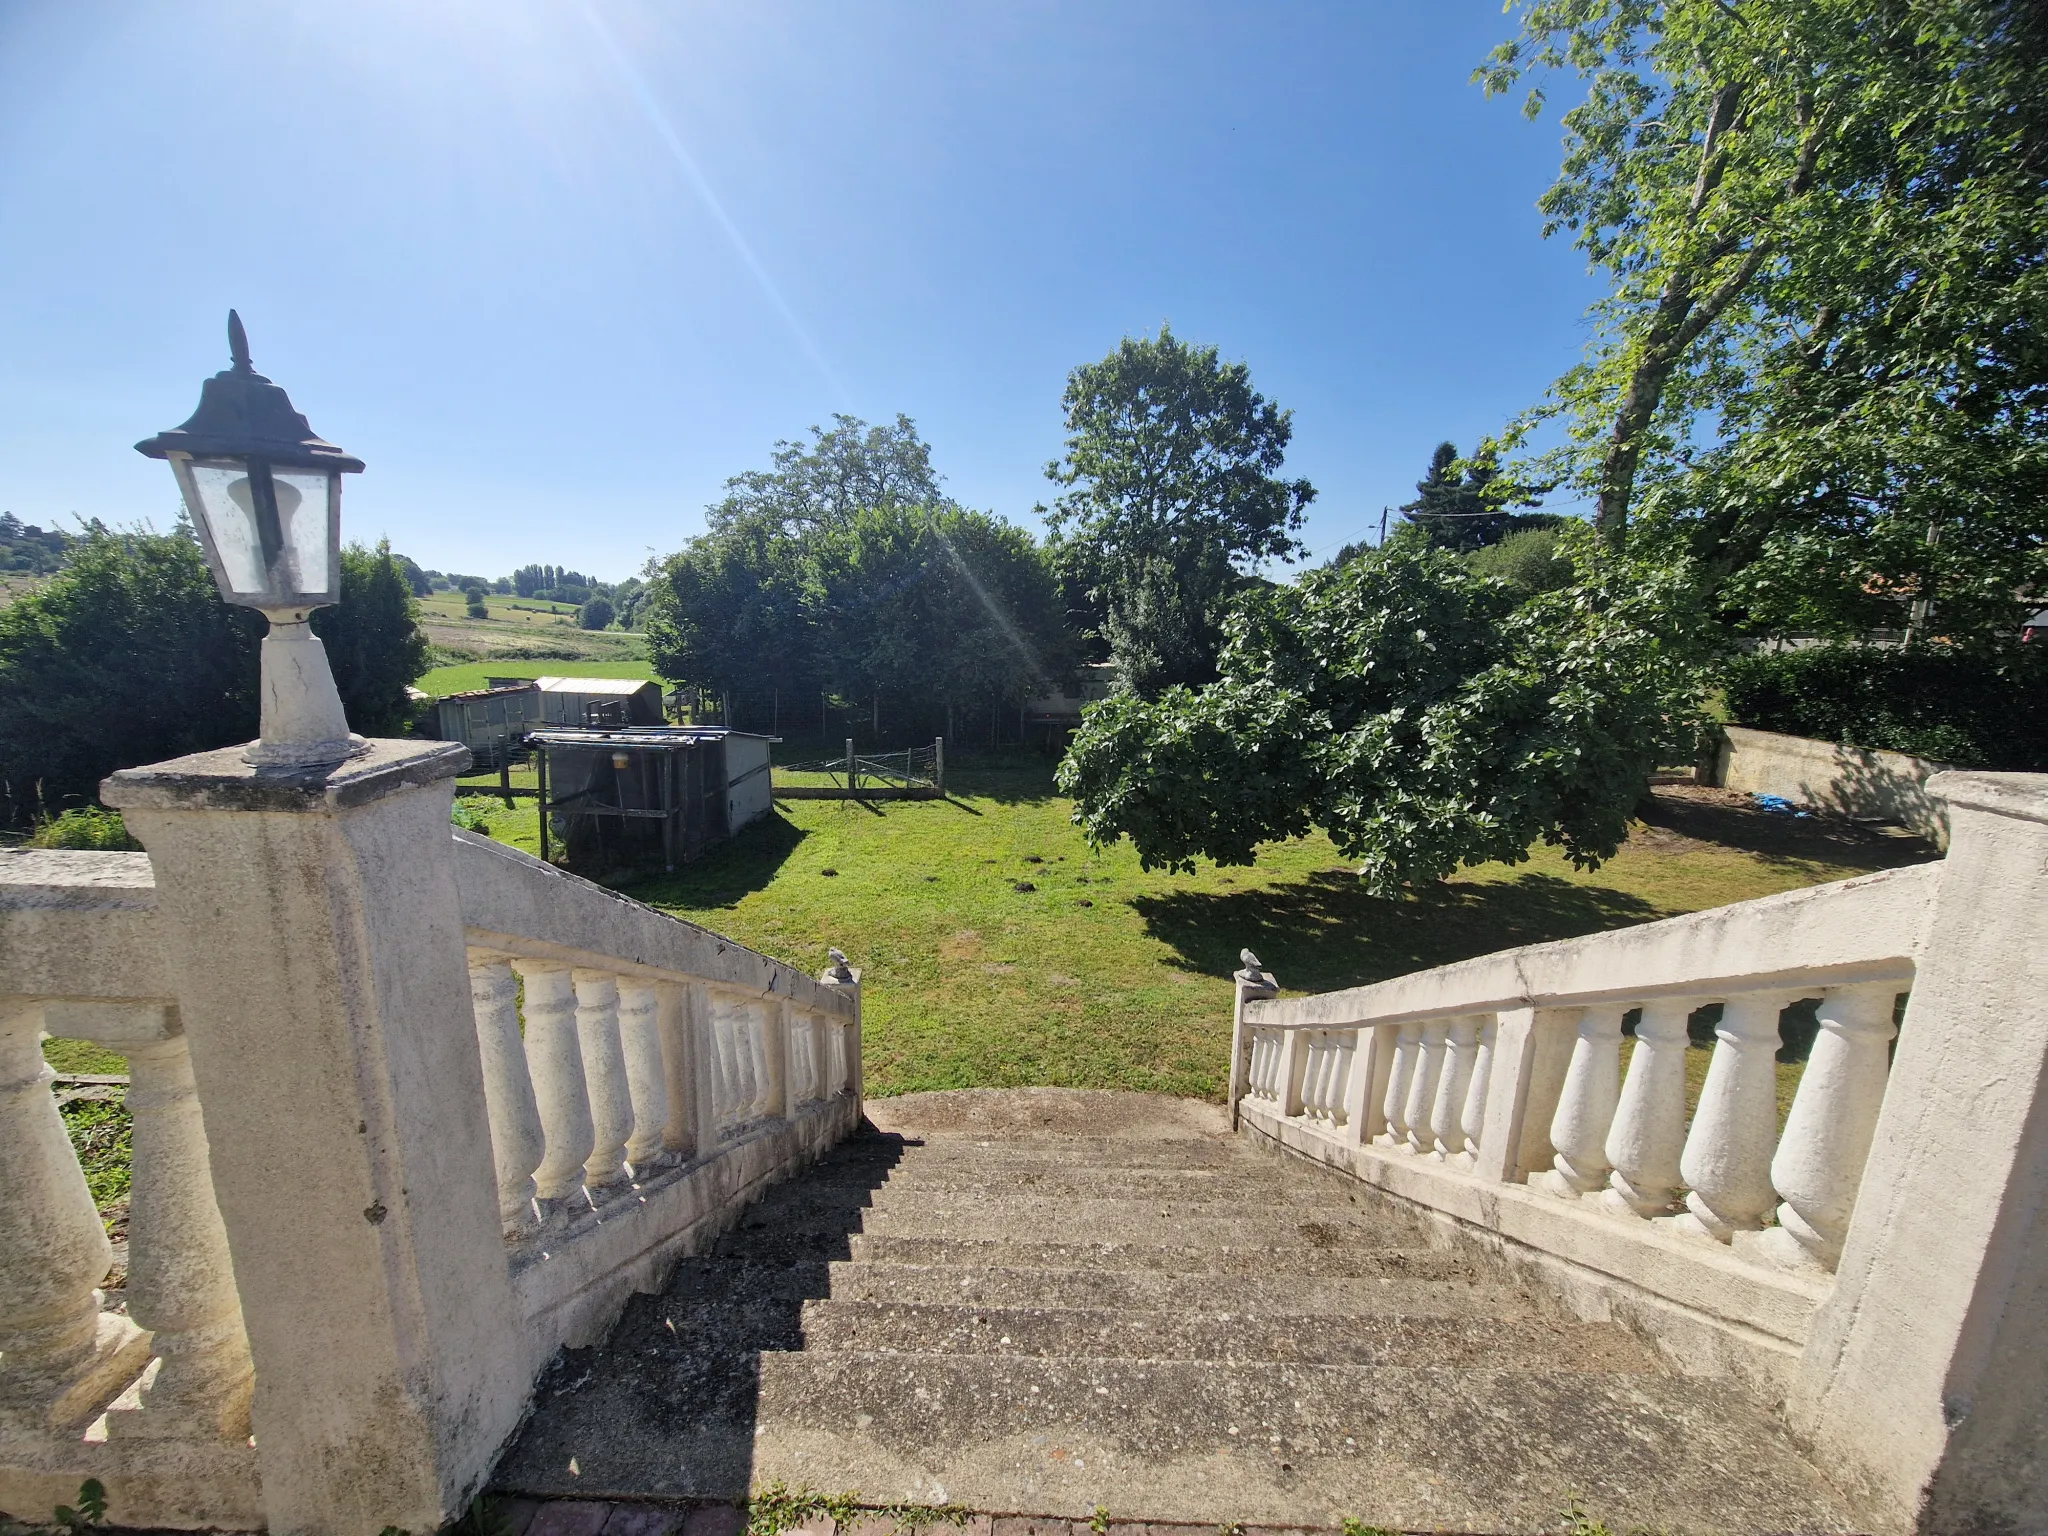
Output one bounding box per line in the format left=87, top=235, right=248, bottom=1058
left=1707, top=725, right=1951, bottom=847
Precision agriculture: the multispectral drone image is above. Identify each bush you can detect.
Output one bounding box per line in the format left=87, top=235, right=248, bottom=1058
left=466, top=595, right=488, bottom=618
left=578, top=595, right=615, bottom=630
left=28, top=807, right=140, bottom=850
left=1466, top=526, right=1576, bottom=598
left=1721, top=644, right=2048, bottom=769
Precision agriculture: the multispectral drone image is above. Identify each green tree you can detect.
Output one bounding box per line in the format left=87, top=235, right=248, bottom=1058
left=708, top=413, right=941, bottom=538
left=1047, top=327, right=1314, bottom=696
left=1057, top=531, right=1707, bottom=895
left=0, top=529, right=259, bottom=823
left=1398, top=441, right=1555, bottom=552
left=1466, top=525, right=1578, bottom=599
left=577, top=594, right=615, bottom=630
left=809, top=504, right=1070, bottom=737
left=644, top=521, right=815, bottom=715
left=313, top=542, right=432, bottom=735
left=1484, top=0, right=2048, bottom=646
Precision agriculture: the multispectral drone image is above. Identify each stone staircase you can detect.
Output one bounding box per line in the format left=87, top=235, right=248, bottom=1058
left=492, top=1090, right=1856, bottom=1535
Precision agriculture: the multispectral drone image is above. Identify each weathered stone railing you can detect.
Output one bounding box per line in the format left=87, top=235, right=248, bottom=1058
left=1231, top=771, right=2048, bottom=1536
left=1, top=740, right=861, bottom=1535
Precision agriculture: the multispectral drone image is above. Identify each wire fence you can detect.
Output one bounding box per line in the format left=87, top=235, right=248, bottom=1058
left=772, top=739, right=944, bottom=798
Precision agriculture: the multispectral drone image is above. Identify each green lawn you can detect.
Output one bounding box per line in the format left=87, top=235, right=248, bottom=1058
left=418, top=657, right=663, bottom=696
left=461, top=761, right=1933, bottom=1103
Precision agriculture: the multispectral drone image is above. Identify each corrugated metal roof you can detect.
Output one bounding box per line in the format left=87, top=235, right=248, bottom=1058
left=533, top=676, right=663, bottom=695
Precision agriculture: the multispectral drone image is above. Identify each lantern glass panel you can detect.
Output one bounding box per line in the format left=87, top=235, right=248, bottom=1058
left=175, top=457, right=340, bottom=602
left=273, top=468, right=336, bottom=594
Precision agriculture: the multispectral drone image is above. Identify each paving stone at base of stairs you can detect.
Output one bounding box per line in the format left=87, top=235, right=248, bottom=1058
left=492, top=1089, right=1858, bottom=1536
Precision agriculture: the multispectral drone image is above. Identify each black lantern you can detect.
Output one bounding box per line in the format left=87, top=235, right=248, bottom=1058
left=137, top=311, right=363, bottom=610
left=137, top=313, right=369, bottom=767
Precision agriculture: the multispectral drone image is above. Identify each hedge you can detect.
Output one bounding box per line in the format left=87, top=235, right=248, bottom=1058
left=1721, top=644, right=2048, bottom=771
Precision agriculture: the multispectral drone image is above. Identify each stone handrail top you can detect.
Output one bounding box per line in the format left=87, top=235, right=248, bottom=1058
left=1243, top=861, right=1934, bottom=1031
left=452, top=830, right=853, bottom=1015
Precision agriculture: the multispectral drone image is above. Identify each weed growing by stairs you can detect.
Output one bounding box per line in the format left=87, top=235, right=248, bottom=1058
left=744, top=1483, right=970, bottom=1536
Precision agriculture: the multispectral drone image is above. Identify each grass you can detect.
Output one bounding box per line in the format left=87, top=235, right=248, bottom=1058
left=515, top=761, right=1933, bottom=1102
left=417, top=656, right=662, bottom=696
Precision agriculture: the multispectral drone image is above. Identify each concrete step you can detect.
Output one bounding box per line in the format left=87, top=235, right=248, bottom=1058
left=851, top=1196, right=1396, bottom=1251
left=831, top=1136, right=1262, bottom=1173
left=790, top=1299, right=1664, bottom=1371
left=656, top=1257, right=1514, bottom=1319
left=844, top=1232, right=1478, bottom=1280
left=781, top=1160, right=1385, bottom=1207
left=494, top=1352, right=1851, bottom=1534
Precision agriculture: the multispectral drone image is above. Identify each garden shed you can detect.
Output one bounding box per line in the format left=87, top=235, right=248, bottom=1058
left=433, top=684, right=543, bottom=769
left=532, top=676, right=665, bottom=728
left=528, top=726, right=778, bottom=871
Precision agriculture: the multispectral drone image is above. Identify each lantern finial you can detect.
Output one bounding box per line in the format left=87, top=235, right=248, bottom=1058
left=227, top=310, right=252, bottom=373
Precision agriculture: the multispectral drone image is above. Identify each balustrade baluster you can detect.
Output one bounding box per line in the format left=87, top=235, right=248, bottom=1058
left=573, top=970, right=634, bottom=1192
left=511, top=961, right=593, bottom=1215
left=1758, top=985, right=1900, bottom=1271
left=1674, top=990, right=1800, bottom=1241
left=747, top=1002, right=774, bottom=1118
left=1330, top=1030, right=1356, bottom=1127
left=0, top=1003, right=149, bottom=1430
left=1452, top=1018, right=1495, bottom=1165
left=1300, top=1033, right=1328, bottom=1119
left=1430, top=1016, right=1483, bottom=1155
left=658, top=982, right=699, bottom=1160
left=1404, top=1020, right=1451, bottom=1152
left=467, top=955, right=544, bottom=1237
left=615, top=981, right=672, bottom=1173
left=1603, top=999, right=1692, bottom=1218
left=1537, top=1006, right=1626, bottom=1197
left=102, top=1029, right=254, bottom=1440
left=1380, top=1021, right=1422, bottom=1145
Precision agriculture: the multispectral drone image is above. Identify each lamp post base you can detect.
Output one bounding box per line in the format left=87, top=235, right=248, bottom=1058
left=250, top=615, right=371, bottom=770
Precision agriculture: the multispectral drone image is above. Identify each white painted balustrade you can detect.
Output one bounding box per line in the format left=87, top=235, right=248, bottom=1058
left=2, top=802, right=863, bottom=1534
left=1229, top=779, right=2048, bottom=1536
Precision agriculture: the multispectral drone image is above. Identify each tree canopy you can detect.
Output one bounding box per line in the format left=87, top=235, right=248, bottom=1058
left=1046, top=327, right=1314, bottom=695
left=0, top=531, right=428, bottom=825
left=645, top=415, right=1071, bottom=737
left=1058, top=531, right=1707, bottom=894
left=1485, top=0, right=2048, bottom=646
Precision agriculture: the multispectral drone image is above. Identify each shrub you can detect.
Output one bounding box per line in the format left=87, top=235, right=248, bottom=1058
left=1721, top=644, right=2048, bottom=769
left=28, top=807, right=140, bottom=850
left=466, top=594, right=489, bottom=618
left=1465, top=526, right=1576, bottom=598
left=578, top=595, right=615, bottom=630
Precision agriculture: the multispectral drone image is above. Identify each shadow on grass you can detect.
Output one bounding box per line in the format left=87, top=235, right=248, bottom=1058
left=1634, top=786, right=1939, bottom=873
left=938, top=762, right=1063, bottom=807
left=615, top=811, right=809, bottom=911
left=1135, top=870, right=1664, bottom=997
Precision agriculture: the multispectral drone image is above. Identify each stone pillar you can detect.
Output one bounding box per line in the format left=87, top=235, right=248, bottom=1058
left=1538, top=1005, right=1628, bottom=1196
left=1379, top=1021, right=1422, bottom=1146
left=1453, top=1015, right=1497, bottom=1168
left=514, top=961, right=593, bottom=1211
left=571, top=970, right=632, bottom=1192
left=1672, top=991, right=1799, bottom=1241
left=1403, top=1020, right=1450, bottom=1152
left=1795, top=774, right=2048, bottom=1536
left=655, top=982, right=699, bottom=1158
left=0, top=1002, right=150, bottom=1433
left=817, top=959, right=863, bottom=1110
left=1602, top=998, right=1691, bottom=1218
left=1430, top=1015, right=1482, bottom=1156
left=615, top=981, right=671, bottom=1170
left=102, top=740, right=528, bottom=1536
left=467, top=955, right=544, bottom=1238
left=1228, top=957, right=1276, bottom=1129
left=1471, top=1006, right=1577, bottom=1184
left=1754, top=983, right=1899, bottom=1272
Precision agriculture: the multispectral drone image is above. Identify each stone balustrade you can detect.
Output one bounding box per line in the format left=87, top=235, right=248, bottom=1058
left=1, top=744, right=862, bottom=1536
left=1231, top=772, right=2048, bottom=1536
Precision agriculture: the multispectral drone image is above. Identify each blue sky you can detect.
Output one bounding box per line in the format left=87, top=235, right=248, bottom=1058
left=0, top=2, right=1597, bottom=581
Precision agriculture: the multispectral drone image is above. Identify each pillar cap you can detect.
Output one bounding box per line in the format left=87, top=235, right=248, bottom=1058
left=102, top=739, right=470, bottom=814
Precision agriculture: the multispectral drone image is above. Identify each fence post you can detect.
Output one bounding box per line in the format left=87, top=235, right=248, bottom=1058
left=934, top=736, right=945, bottom=797
left=845, top=738, right=856, bottom=796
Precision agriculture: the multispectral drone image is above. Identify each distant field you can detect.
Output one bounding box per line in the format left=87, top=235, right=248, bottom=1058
left=416, top=590, right=582, bottom=625
left=418, top=657, right=663, bottom=696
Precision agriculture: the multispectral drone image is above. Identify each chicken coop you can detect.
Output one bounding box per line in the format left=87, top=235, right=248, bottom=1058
left=527, top=727, right=777, bottom=871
